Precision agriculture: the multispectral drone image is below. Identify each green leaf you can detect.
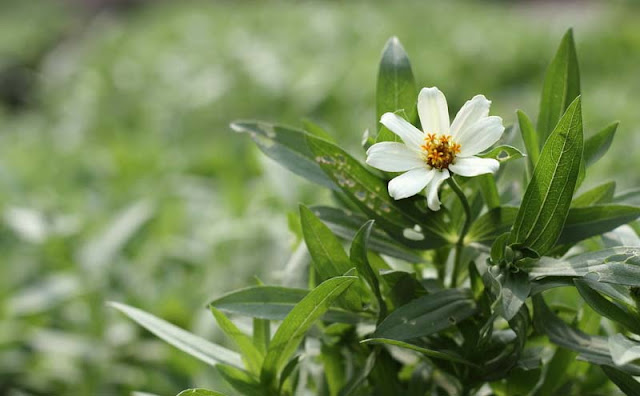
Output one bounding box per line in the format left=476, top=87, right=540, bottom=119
left=476, top=174, right=501, bottom=210
left=478, top=145, right=525, bottom=163
left=350, top=220, right=387, bottom=322
left=510, top=97, right=583, bottom=255
left=310, top=206, right=424, bottom=263
left=608, top=334, right=640, bottom=366
left=301, top=118, right=335, bottom=142
left=557, top=205, right=640, bottom=245
left=572, top=181, right=616, bottom=207
left=575, top=279, right=640, bottom=335
left=231, top=121, right=337, bottom=190
left=376, top=37, right=417, bottom=143
left=537, top=29, right=580, bottom=146
left=584, top=121, right=618, bottom=167
left=209, top=285, right=369, bottom=324
left=210, top=308, right=264, bottom=375
left=300, top=205, right=365, bottom=310
left=532, top=295, right=640, bottom=375
left=373, top=289, right=476, bottom=341
left=614, top=188, right=640, bottom=207
left=534, top=348, right=575, bottom=396
left=216, top=364, right=263, bottom=396
left=524, top=247, right=640, bottom=287
left=517, top=110, right=539, bottom=174
left=601, top=365, right=640, bottom=396
left=501, top=270, right=531, bottom=321
left=278, top=356, right=301, bottom=395
left=361, top=338, right=478, bottom=366
left=338, top=351, right=377, bottom=396
left=306, top=133, right=453, bottom=249
left=109, top=302, right=243, bottom=369
left=465, top=203, right=638, bottom=248
left=176, top=389, right=229, bottom=396
left=253, top=318, right=270, bottom=356
left=321, top=345, right=346, bottom=396
left=260, top=276, right=357, bottom=389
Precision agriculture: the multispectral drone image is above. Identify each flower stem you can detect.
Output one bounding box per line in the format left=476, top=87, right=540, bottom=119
left=447, top=177, right=471, bottom=288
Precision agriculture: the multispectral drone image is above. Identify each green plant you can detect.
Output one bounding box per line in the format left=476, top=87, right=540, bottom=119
left=113, top=30, right=640, bottom=395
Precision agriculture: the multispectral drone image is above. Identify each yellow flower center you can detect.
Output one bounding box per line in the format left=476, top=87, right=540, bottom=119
left=420, top=133, right=460, bottom=170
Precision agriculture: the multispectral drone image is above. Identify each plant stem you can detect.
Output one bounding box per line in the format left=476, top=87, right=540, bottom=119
left=447, top=177, right=471, bottom=288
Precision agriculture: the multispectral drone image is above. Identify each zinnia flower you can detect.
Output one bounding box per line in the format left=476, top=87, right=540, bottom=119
left=366, top=87, right=505, bottom=211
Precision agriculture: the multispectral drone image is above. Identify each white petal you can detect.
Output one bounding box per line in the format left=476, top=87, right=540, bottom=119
left=450, top=95, right=491, bottom=138
left=449, top=156, right=499, bottom=177
left=366, top=142, right=425, bottom=172
left=455, top=116, right=504, bottom=157
left=417, top=87, right=449, bottom=135
left=426, top=169, right=450, bottom=211
left=380, top=113, right=424, bottom=150
left=388, top=168, right=435, bottom=200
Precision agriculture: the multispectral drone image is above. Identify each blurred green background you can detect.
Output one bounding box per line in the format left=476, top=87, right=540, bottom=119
left=1, top=0, right=640, bottom=394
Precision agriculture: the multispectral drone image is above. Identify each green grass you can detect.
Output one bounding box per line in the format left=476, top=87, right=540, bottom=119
left=1, top=0, right=640, bottom=394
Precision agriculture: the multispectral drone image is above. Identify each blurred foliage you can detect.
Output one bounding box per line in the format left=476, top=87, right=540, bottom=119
left=1, top=0, right=640, bottom=394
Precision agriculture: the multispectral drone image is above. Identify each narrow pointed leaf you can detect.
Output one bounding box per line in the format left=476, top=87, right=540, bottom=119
left=523, top=247, right=640, bottom=286
left=373, top=289, right=476, bottom=341
left=361, top=338, right=478, bottom=366
left=572, top=181, right=616, bottom=207
left=601, top=366, right=640, bottom=396
left=510, top=97, right=583, bottom=255
left=109, top=302, right=243, bottom=369
left=231, top=121, right=337, bottom=190
left=614, top=188, right=640, bottom=207
left=253, top=318, right=270, bottom=355
left=310, top=206, right=424, bottom=263
left=517, top=110, right=539, bottom=173
left=478, top=145, right=525, bottom=163
left=557, top=205, right=640, bottom=245
left=584, top=121, right=618, bottom=167
left=260, top=276, right=357, bottom=388
left=216, top=364, right=263, bottom=396
left=532, top=295, right=640, bottom=375
left=501, top=270, right=531, bottom=321
left=476, top=174, right=501, bottom=209
left=300, top=205, right=366, bottom=310
left=575, top=279, right=640, bottom=334
left=537, top=29, right=580, bottom=146
left=608, top=334, right=640, bottom=366
left=376, top=37, right=417, bottom=143
left=209, top=285, right=369, bottom=324
left=338, top=351, right=377, bottom=396
left=210, top=308, right=264, bottom=375
left=350, top=220, right=387, bottom=322
left=176, top=389, right=229, bottom=396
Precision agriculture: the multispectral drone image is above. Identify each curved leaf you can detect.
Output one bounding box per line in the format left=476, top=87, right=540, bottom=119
left=109, top=302, right=243, bottom=369
left=524, top=247, right=640, bottom=287
left=510, top=97, right=583, bottom=255
left=231, top=121, right=336, bottom=190
left=310, top=206, right=423, bottom=262
left=376, top=36, right=417, bottom=143
left=537, top=29, right=580, bottom=146
left=361, top=338, right=477, bottom=366
left=260, top=276, right=357, bottom=389
left=300, top=205, right=366, bottom=310
left=373, top=289, right=476, bottom=341
left=584, top=121, right=618, bottom=167
left=209, top=285, right=368, bottom=324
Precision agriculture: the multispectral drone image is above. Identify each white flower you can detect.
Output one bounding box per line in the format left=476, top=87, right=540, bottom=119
left=366, top=87, right=504, bottom=211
